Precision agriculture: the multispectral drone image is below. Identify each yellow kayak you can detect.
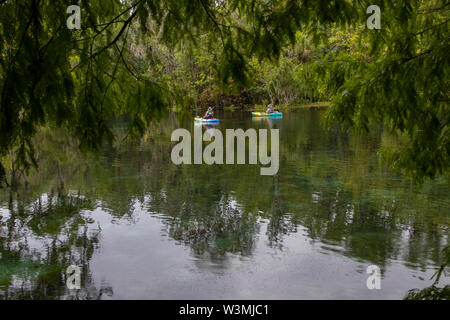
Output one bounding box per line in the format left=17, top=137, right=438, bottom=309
left=252, top=112, right=282, bottom=118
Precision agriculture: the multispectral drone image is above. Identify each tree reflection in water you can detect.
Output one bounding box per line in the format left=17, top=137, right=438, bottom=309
left=0, top=192, right=112, bottom=299
left=0, top=110, right=448, bottom=299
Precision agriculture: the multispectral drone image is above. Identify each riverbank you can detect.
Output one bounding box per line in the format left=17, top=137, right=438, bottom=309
left=247, top=102, right=330, bottom=112
left=192, top=102, right=330, bottom=113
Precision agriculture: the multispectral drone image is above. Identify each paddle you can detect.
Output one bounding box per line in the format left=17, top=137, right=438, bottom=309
left=197, top=106, right=216, bottom=119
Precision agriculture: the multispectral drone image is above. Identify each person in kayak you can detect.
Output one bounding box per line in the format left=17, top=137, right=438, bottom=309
left=204, top=107, right=214, bottom=119
left=266, top=103, right=274, bottom=114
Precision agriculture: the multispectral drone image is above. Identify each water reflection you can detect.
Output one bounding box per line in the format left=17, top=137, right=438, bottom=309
left=0, top=109, right=449, bottom=299
left=0, top=192, right=112, bottom=299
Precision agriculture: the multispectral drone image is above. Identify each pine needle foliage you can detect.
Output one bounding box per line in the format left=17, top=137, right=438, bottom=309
left=0, top=0, right=448, bottom=183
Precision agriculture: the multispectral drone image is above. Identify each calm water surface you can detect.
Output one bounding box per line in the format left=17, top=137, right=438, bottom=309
left=0, top=109, right=449, bottom=299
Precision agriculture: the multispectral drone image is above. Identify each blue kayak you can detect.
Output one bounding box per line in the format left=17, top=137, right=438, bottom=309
left=194, top=117, right=220, bottom=123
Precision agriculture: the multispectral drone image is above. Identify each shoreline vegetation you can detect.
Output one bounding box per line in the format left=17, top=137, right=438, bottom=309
left=249, top=102, right=330, bottom=112
left=194, top=102, right=331, bottom=113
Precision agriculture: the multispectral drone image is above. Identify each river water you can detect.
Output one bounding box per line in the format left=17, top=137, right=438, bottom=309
left=0, top=109, right=448, bottom=299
